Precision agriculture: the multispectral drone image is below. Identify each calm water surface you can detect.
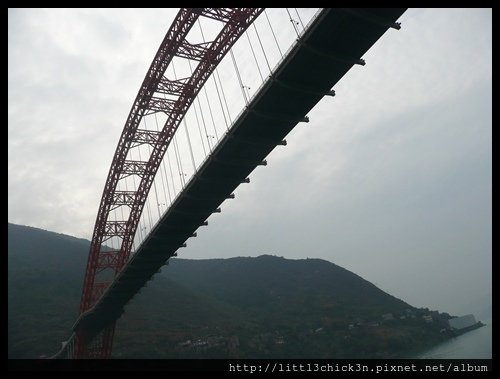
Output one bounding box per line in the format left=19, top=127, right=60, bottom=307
left=415, top=318, right=492, bottom=359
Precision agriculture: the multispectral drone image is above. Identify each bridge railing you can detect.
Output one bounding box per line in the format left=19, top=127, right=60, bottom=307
left=130, top=8, right=324, bottom=258
left=112, top=9, right=320, bottom=260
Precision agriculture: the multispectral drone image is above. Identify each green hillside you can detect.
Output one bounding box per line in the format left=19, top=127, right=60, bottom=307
left=8, top=223, right=453, bottom=358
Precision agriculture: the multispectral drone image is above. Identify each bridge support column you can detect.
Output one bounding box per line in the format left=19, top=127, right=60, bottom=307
left=74, top=322, right=116, bottom=358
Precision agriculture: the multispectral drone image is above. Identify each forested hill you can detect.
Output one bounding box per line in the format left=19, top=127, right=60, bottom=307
left=8, top=223, right=451, bottom=358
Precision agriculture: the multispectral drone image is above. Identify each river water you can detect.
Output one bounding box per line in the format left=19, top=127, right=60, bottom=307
left=415, top=317, right=492, bottom=359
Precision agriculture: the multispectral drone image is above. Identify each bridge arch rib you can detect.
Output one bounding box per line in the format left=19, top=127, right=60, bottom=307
left=76, top=8, right=264, bottom=358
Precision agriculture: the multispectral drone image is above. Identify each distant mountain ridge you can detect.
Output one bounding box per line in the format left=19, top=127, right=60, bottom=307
left=8, top=223, right=451, bottom=358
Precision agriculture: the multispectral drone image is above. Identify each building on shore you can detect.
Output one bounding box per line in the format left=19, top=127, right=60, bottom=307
left=448, top=314, right=476, bottom=330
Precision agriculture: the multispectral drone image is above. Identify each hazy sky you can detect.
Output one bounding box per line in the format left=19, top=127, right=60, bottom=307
left=8, top=8, right=491, bottom=317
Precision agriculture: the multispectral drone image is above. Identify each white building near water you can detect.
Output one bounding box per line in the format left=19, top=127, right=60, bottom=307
left=448, top=314, right=477, bottom=330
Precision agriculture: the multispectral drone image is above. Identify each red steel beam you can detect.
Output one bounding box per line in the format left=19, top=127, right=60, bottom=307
left=75, top=7, right=264, bottom=358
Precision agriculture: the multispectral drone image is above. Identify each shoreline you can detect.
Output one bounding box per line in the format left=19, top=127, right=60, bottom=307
left=407, top=321, right=487, bottom=359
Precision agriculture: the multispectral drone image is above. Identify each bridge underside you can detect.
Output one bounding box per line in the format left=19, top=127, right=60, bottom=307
left=73, top=8, right=406, bottom=337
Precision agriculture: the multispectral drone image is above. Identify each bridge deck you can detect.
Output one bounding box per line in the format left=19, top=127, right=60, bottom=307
left=74, top=8, right=407, bottom=335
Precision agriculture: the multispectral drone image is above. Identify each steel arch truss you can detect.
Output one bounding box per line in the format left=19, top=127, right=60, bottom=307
left=75, top=7, right=264, bottom=358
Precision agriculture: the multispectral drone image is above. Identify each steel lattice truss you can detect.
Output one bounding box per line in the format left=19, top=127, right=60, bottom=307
left=76, top=7, right=264, bottom=358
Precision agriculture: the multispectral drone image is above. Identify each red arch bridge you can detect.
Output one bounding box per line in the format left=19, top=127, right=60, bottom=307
left=49, top=7, right=406, bottom=358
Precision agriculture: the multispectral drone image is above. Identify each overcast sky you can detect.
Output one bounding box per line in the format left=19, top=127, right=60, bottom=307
left=8, top=8, right=491, bottom=317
